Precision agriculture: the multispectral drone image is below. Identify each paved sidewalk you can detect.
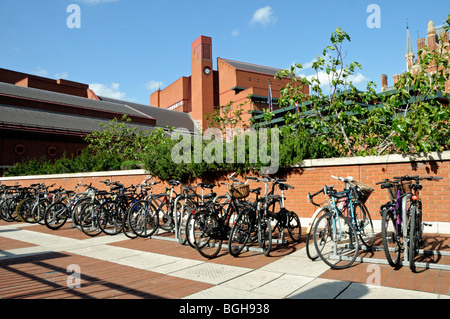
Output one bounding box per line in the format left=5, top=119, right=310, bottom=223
left=0, top=220, right=449, bottom=299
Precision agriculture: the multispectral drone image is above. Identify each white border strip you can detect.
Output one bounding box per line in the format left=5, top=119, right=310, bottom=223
left=0, top=169, right=148, bottom=181
left=1, top=151, right=449, bottom=181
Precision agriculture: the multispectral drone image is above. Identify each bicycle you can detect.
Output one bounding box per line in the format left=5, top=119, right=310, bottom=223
left=406, top=175, right=442, bottom=271
left=191, top=173, right=249, bottom=259
left=306, top=186, right=337, bottom=261
left=377, top=176, right=412, bottom=267
left=178, top=182, right=220, bottom=247
left=228, top=174, right=281, bottom=257
left=127, top=179, right=161, bottom=238
left=312, top=182, right=360, bottom=269
left=44, top=185, right=82, bottom=230
left=265, top=178, right=301, bottom=244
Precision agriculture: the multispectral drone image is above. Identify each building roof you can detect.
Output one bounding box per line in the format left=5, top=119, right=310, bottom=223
left=0, top=81, right=197, bottom=134
left=99, top=96, right=198, bottom=132
left=220, top=58, right=282, bottom=76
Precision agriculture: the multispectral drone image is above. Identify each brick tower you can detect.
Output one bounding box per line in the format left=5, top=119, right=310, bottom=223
left=190, top=36, right=214, bottom=130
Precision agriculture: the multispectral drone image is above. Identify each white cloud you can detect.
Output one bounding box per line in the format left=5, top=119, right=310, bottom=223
left=31, top=67, right=48, bottom=77
left=89, top=83, right=125, bottom=100
left=145, top=80, right=163, bottom=92
left=55, top=72, right=69, bottom=80
left=231, top=28, right=240, bottom=37
left=250, top=6, right=277, bottom=25
left=298, top=70, right=368, bottom=91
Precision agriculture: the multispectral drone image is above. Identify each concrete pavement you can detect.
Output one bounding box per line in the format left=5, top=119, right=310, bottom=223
left=0, top=221, right=449, bottom=299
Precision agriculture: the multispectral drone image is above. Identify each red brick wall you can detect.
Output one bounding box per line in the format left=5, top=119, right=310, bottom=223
left=1, top=154, right=449, bottom=228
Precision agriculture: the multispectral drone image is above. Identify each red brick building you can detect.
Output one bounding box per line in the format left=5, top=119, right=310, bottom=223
left=151, top=35, right=309, bottom=130
left=0, top=68, right=196, bottom=173
left=382, top=20, right=450, bottom=92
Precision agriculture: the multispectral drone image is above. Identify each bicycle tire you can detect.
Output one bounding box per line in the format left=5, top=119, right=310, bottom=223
left=79, top=202, right=102, bottom=237
left=0, top=200, right=8, bottom=221
left=178, top=202, right=194, bottom=245
left=128, top=200, right=159, bottom=238
left=33, top=199, right=50, bottom=225
left=122, top=207, right=138, bottom=239
left=44, top=201, right=69, bottom=230
left=72, top=198, right=93, bottom=228
left=313, top=211, right=359, bottom=269
left=287, top=211, right=302, bottom=243
left=381, top=207, right=401, bottom=267
left=353, top=202, right=375, bottom=248
left=306, top=207, right=329, bottom=261
left=193, top=209, right=222, bottom=259
left=228, top=207, right=255, bottom=257
left=409, top=204, right=419, bottom=272
left=259, top=216, right=272, bottom=256
left=97, top=201, right=124, bottom=235
left=154, top=199, right=174, bottom=232
left=18, top=198, right=36, bottom=223
left=14, top=198, right=28, bottom=222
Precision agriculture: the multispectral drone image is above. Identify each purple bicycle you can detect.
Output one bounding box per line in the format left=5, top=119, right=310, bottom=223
left=377, top=176, right=411, bottom=268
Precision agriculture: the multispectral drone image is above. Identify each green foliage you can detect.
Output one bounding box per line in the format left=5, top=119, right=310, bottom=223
left=277, top=22, right=450, bottom=156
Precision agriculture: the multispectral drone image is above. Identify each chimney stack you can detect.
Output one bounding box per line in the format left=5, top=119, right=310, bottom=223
left=381, top=74, right=388, bottom=92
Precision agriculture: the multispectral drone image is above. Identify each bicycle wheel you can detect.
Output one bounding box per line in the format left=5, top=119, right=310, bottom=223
left=154, top=199, right=174, bottom=232
left=306, top=207, right=329, bottom=261
left=381, top=207, right=401, bottom=267
left=193, top=209, right=222, bottom=259
left=71, top=198, right=91, bottom=227
left=122, top=207, right=137, bottom=239
left=128, top=200, right=159, bottom=238
left=97, top=201, right=124, bottom=235
left=178, top=202, right=194, bottom=245
left=79, top=202, right=102, bottom=237
left=259, top=216, right=272, bottom=256
left=287, top=211, right=302, bottom=243
left=228, top=207, right=255, bottom=257
left=44, top=202, right=69, bottom=230
left=18, top=198, right=36, bottom=223
left=33, top=199, right=50, bottom=225
left=0, top=200, right=8, bottom=221
left=353, top=202, right=375, bottom=248
left=313, top=211, right=359, bottom=269
left=408, top=204, right=420, bottom=272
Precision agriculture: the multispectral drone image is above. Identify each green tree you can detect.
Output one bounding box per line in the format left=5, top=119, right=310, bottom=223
left=277, top=22, right=450, bottom=156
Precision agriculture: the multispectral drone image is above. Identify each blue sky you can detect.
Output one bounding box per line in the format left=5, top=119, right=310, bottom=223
left=1, top=0, right=449, bottom=105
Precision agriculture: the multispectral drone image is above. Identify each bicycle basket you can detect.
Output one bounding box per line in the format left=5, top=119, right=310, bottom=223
left=230, top=184, right=250, bottom=199
left=349, top=181, right=374, bottom=203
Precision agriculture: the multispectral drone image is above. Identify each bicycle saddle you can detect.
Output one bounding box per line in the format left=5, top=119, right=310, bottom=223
left=250, top=187, right=262, bottom=195
left=381, top=182, right=393, bottom=189
left=203, top=192, right=217, bottom=200
left=169, top=180, right=181, bottom=186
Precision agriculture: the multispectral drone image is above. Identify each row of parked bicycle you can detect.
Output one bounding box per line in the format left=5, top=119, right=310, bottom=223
left=306, top=174, right=442, bottom=271
left=0, top=172, right=442, bottom=271
left=0, top=174, right=301, bottom=259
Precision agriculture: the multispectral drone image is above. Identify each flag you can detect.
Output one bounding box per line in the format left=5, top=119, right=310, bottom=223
left=268, top=81, right=273, bottom=112
left=295, top=102, right=299, bottom=112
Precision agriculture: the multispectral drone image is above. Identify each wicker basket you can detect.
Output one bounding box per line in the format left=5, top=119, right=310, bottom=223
left=230, top=184, right=250, bottom=199
left=349, top=181, right=374, bottom=203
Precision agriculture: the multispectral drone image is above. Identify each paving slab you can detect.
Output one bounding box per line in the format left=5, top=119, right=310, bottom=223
left=252, top=273, right=315, bottom=298
left=170, top=262, right=253, bottom=285
left=259, top=254, right=330, bottom=277
left=287, top=278, right=352, bottom=299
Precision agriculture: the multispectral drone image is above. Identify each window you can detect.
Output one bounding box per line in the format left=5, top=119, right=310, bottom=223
left=14, top=144, right=26, bottom=155
left=47, top=146, right=57, bottom=157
